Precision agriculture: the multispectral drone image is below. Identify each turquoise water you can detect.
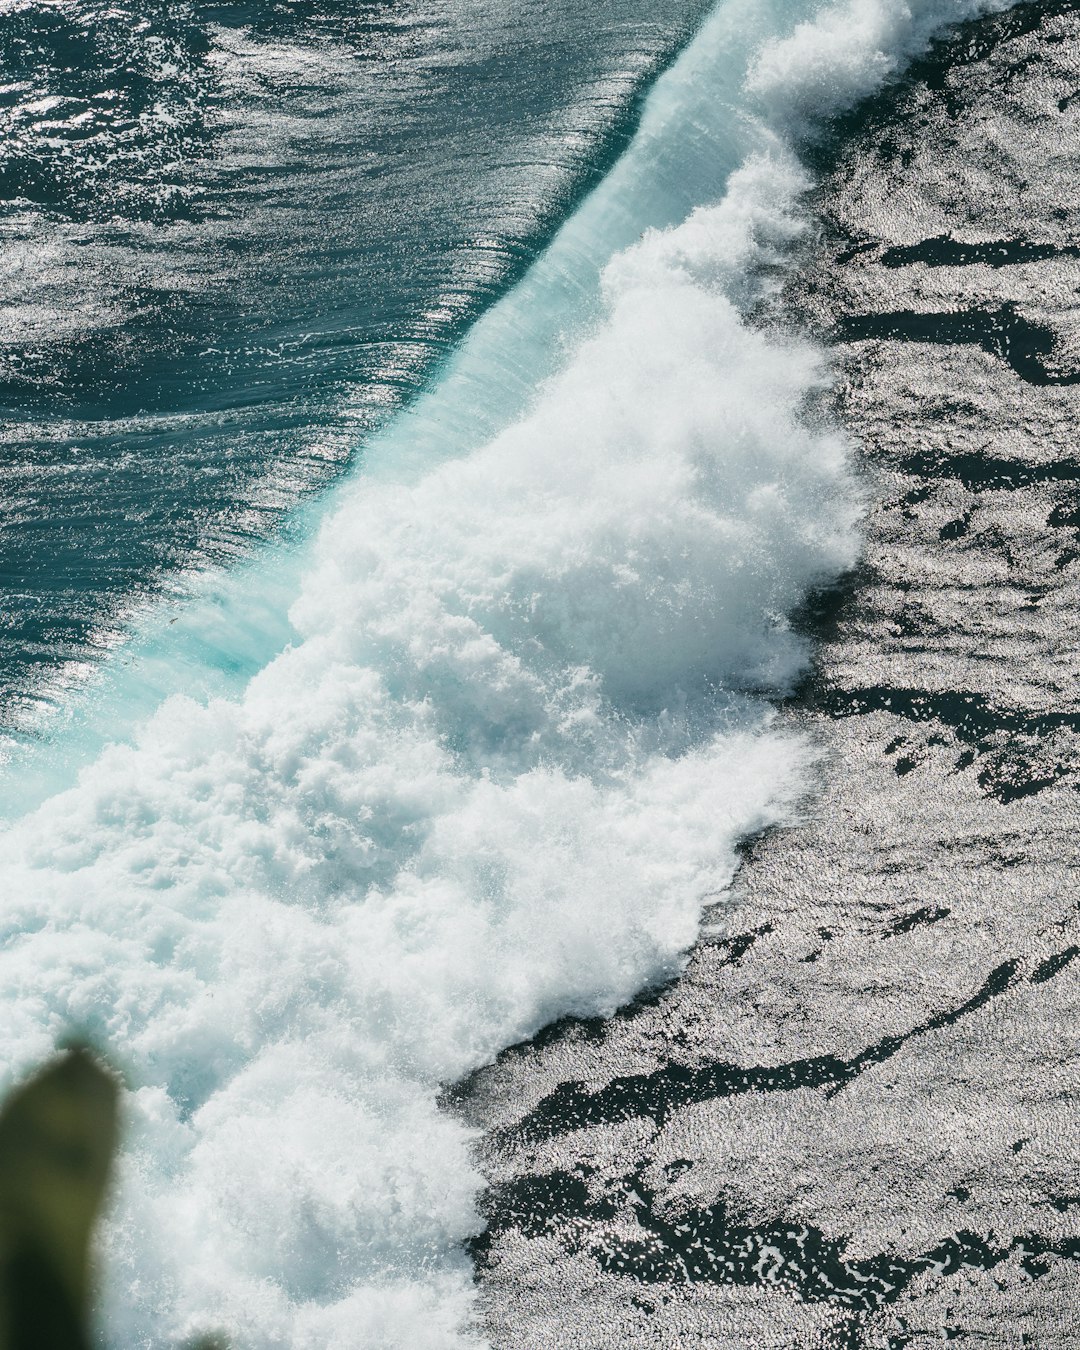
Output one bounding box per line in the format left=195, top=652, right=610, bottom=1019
left=0, top=0, right=709, bottom=728
left=0, top=1, right=1021, bottom=1345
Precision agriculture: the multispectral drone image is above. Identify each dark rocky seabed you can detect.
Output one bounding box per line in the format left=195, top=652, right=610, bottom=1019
left=458, top=6, right=1080, bottom=1346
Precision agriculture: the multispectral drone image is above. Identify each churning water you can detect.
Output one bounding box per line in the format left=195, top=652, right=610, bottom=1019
left=0, top=1, right=1023, bottom=1345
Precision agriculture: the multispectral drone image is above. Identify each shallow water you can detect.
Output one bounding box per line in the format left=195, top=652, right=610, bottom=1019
left=466, top=5, right=1080, bottom=1346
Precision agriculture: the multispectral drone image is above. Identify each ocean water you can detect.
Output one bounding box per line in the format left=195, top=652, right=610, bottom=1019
left=0, top=0, right=711, bottom=729
left=0, top=1, right=1023, bottom=1347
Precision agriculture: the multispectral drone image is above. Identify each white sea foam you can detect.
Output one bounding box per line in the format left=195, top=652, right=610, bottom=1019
left=749, top=0, right=1019, bottom=126
left=0, top=0, right=1020, bottom=1344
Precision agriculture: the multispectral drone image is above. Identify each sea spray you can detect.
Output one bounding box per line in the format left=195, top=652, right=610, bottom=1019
left=0, top=0, right=1023, bottom=1344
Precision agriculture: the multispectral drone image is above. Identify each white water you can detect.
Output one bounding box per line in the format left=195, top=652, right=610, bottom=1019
left=0, top=1, right=1018, bottom=1345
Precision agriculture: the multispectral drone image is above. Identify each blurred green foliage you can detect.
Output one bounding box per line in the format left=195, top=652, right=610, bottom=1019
left=0, top=1047, right=117, bottom=1350
left=0, top=1047, right=224, bottom=1350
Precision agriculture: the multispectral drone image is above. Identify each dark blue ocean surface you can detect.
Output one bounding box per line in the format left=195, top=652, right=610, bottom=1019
left=0, top=0, right=708, bottom=726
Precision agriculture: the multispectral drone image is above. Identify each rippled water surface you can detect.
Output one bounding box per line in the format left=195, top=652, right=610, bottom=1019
left=6, top=1, right=1073, bottom=1347
left=0, top=0, right=709, bottom=724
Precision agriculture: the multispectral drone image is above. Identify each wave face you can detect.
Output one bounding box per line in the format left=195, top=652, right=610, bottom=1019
left=0, top=0, right=1019, bottom=1345
left=0, top=0, right=708, bottom=730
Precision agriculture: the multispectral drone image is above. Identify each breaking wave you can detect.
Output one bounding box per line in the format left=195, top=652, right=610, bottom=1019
left=0, top=0, right=1019, bottom=1344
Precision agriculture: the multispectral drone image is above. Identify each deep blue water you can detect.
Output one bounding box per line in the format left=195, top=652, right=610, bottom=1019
left=0, top=0, right=708, bottom=726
